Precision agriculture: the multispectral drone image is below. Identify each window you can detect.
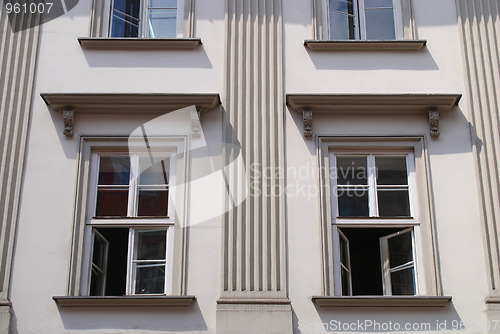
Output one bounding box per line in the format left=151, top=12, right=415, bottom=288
left=110, top=0, right=178, bottom=38
left=66, top=137, right=188, bottom=298
left=329, top=150, right=422, bottom=296
left=85, top=153, right=174, bottom=296
left=328, top=0, right=404, bottom=40
left=89, top=0, right=195, bottom=39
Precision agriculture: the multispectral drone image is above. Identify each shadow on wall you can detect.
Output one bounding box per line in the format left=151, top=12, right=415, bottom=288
left=81, top=45, right=214, bottom=69
left=54, top=302, right=208, bottom=332
left=305, top=48, right=439, bottom=71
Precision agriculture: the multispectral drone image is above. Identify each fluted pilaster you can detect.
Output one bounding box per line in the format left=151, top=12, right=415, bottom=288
left=457, top=0, right=500, bottom=292
left=0, top=9, right=40, bottom=334
left=222, top=0, right=286, bottom=299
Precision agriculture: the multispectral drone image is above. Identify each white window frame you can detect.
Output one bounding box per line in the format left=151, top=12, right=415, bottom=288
left=380, top=227, right=417, bottom=295
left=330, top=152, right=418, bottom=222
left=313, top=0, right=415, bottom=40
left=327, top=0, right=404, bottom=40
left=107, top=0, right=182, bottom=38
left=90, top=0, right=194, bottom=38
left=323, top=142, right=430, bottom=297
left=69, top=137, right=188, bottom=297
left=82, top=149, right=176, bottom=296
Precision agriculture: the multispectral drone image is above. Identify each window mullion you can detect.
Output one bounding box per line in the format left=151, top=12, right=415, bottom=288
left=129, top=155, right=139, bottom=217
left=125, top=228, right=134, bottom=295
left=368, top=155, right=378, bottom=217
left=140, top=0, right=148, bottom=38
left=356, top=0, right=365, bottom=40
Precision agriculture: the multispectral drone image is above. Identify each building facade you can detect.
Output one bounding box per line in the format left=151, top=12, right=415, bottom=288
left=1, top=0, right=500, bottom=333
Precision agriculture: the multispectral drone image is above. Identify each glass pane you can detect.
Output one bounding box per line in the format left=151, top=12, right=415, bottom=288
left=337, top=188, right=369, bottom=217
left=98, top=157, right=130, bottom=185
left=139, top=157, right=169, bottom=185
left=136, top=230, right=167, bottom=260
left=90, top=268, right=105, bottom=296
left=137, top=189, right=168, bottom=216
left=365, top=8, right=396, bottom=40
left=149, top=0, right=176, bottom=8
left=364, top=0, right=394, bottom=8
left=147, top=9, right=177, bottom=38
left=111, top=0, right=141, bottom=37
left=391, top=267, right=415, bottom=295
left=377, top=189, right=410, bottom=216
left=96, top=189, right=129, bottom=216
left=336, top=157, right=368, bottom=185
left=375, top=157, right=407, bottom=185
left=340, top=234, right=349, bottom=266
left=329, top=0, right=354, bottom=14
left=92, top=234, right=107, bottom=268
left=135, top=265, right=165, bottom=294
left=341, top=267, right=351, bottom=296
left=329, top=10, right=356, bottom=40
left=388, top=230, right=413, bottom=268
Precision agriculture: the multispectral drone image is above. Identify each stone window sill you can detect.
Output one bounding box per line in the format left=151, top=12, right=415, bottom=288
left=78, top=38, right=202, bottom=50
left=304, top=40, right=427, bottom=51
left=53, top=295, right=196, bottom=307
left=312, top=296, right=451, bottom=308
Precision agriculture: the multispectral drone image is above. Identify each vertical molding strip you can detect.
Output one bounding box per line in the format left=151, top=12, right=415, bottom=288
left=222, top=0, right=286, bottom=298
left=0, top=8, right=41, bottom=333
left=457, top=0, right=500, bottom=293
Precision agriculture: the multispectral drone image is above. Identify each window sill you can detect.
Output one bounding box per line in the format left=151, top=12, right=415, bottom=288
left=304, top=40, right=427, bottom=51
left=53, top=295, right=196, bottom=307
left=312, top=296, right=451, bottom=308
left=78, top=38, right=202, bottom=50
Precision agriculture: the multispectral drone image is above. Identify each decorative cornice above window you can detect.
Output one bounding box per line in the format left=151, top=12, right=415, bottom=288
left=312, top=296, right=452, bottom=308
left=41, top=93, right=221, bottom=137
left=304, top=40, right=427, bottom=51
left=52, top=296, right=196, bottom=307
left=78, top=38, right=202, bottom=50
left=286, top=94, right=462, bottom=138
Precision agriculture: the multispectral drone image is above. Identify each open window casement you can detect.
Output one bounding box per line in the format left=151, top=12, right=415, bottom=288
left=90, top=229, right=109, bottom=296
left=319, top=0, right=414, bottom=40
left=380, top=228, right=417, bottom=296
left=334, top=227, right=417, bottom=296
left=339, top=229, right=352, bottom=296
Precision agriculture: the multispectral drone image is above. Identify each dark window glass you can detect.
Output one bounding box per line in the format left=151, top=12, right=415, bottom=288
left=111, top=0, right=141, bottom=37
left=98, top=156, right=130, bottom=185
left=375, top=157, right=407, bottom=185
left=365, top=8, right=396, bottom=40
left=96, top=189, right=129, bottom=216
left=338, top=188, right=369, bottom=217
left=377, top=189, right=410, bottom=216
left=136, top=230, right=167, bottom=260
left=90, top=228, right=128, bottom=296
left=337, top=157, right=368, bottom=185
left=135, top=265, right=166, bottom=294
left=137, top=189, right=168, bottom=216
left=388, top=230, right=413, bottom=268
left=390, top=268, right=415, bottom=295
left=329, top=0, right=356, bottom=39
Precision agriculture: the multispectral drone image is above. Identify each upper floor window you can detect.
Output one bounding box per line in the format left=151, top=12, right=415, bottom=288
left=331, top=151, right=418, bottom=296
left=328, top=0, right=403, bottom=40
left=87, top=152, right=174, bottom=296
left=110, top=0, right=178, bottom=38
left=89, top=0, right=195, bottom=39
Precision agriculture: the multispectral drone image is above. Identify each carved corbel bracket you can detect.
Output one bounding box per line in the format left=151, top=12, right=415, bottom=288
left=192, top=107, right=203, bottom=137
left=302, top=108, right=313, bottom=137
left=63, top=108, right=75, bottom=137
left=429, top=110, right=440, bottom=138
